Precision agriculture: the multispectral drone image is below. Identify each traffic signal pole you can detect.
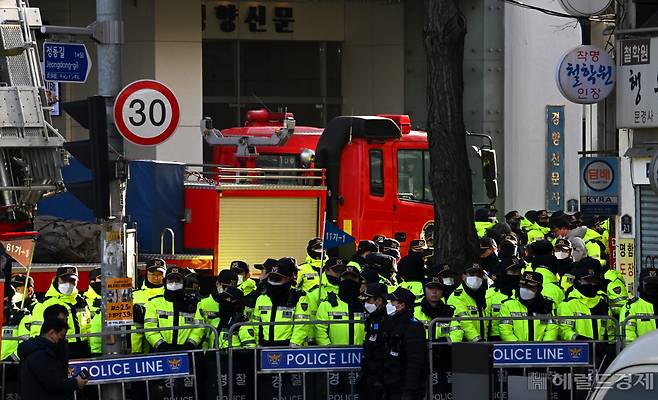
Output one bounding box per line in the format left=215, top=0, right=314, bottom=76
left=96, top=1, right=124, bottom=398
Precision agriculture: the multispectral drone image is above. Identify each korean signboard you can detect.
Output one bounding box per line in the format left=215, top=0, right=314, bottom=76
left=202, top=1, right=344, bottom=41
left=105, top=277, right=133, bottom=326
left=556, top=45, right=615, bottom=104
left=616, top=37, right=658, bottom=127
left=546, top=105, right=565, bottom=212
left=579, top=157, right=620, bottom=215
left=615, top=238, right=636, bottom=296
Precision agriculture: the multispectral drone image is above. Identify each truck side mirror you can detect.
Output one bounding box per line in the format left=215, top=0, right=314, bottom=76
left=485, top=178, right=498, bottom=200
left=480, top=149, right=497, bottom=180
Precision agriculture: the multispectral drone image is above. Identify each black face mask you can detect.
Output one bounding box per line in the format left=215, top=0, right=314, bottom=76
left=266, top=281, right=292, bottom=300
left=164, top=288, right=184, bottom=303
left=481, top=253, right=499, bottom=271
left=338, top=280, right=361, bottom=302
left=90, top=282, right=102, bottom=295
left=640, top=282, right=658, bottom=302
left=496, top=274, right=521, bottom=294
left=326, top=274, right=341, bottom=286
left=575, top=283, right=598, bottom=298
left=555, top=258, right=574, bottom=276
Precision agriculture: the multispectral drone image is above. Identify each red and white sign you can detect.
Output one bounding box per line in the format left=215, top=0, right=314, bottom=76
left=113, top=80, right=180, bottom=146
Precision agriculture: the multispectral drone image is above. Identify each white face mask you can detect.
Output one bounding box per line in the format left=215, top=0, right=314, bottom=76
left=58, top=282, right=75, bottom=295
left=519, top=287, right=536, bottom=301
left=364, top=303, right=378, bottom=314
left=217, top=286, right=224, bottom=294
left=386, top=302, right=397, bottom=316
left=465, top=276, right=483, bottom=290
left=555, top=251, right=570, bottom=260
left=166, top=282, right=183, bottom=291
left=12, top=292, right=23, bottom=305
left=267, top=279, right=286, bottom=286
left=442, top=277, right=455, bottom=286
left=237, top=275, right=244, bottom=285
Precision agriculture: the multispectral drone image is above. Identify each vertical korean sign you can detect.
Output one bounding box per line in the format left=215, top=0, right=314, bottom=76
left=106, top=278, right=133, bottom=326
left=615, top=238, right=636, bottom=296
left=546, top=106, right=565, bottom=212
left=617, top=38, right=656, bottom=127
left=580, top=157, right=620, bottom=215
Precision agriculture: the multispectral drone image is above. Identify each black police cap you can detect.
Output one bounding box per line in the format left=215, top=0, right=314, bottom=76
left=230, top=260, right=250, bottom=274
left=217, top=269, right=239, bottom=285
left=385, top=287, right=416, bottom=307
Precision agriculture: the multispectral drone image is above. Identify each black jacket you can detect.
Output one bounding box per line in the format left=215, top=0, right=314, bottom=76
left=380, top=309, right=428, bottom=398
left=359, top=307, right=388, bottom=399
left=18, top=337, right=78, bottom=400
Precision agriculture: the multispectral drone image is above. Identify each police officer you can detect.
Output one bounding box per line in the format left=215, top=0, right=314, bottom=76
left=144, top=267, right=203, bottom=351
left=397, top=253, right=426, bottom=300
left=429, top=264, right=458, bottom=300
left=558, top=262, right=614, bottom=341
left=358, top=282, right=389, bottom=399
left=620, top=268, right=658, bottom=343
left=554, top=238, right=576, bottom=291
left=499, top=271, right=558, bottom=341
left=365, top=252, right=398, bottom=285
left=414, top=276, right=462, bottom=342
left=30, top=265, right=92, bottom=358
left=11, top=274, right=38, bottom=312
left=306, top=257, right=345, bottom=324
left=251, top=257, right=309, bottom=346
left=83, top=267, right=102, bottom=316
left=475, top=207, right=497, bottom=238
left=575, top=257, right=628, bottom=317
left=296, top=238, right=326, bottom=292
left=195, top=269, right=245, bottom=348
left=486, top=258, right=523, bottom=341
left=132, top=258, right=166, bottom=353
left=526, top=241, right=565, bottom=307
left=479, top=237, right=500, bottom=272
left=380, top=287, right=428, bottom=400
left=448, top=264, right=489, bottom=342
left=194, top=283, right=255, bottom=349
left=349, top=240, right=379, bottom=269
left=315, top=266, right=365, bottom=345
left=230, top=260, right=258, bottom=304
left=2, top=285, right=31, bottom=361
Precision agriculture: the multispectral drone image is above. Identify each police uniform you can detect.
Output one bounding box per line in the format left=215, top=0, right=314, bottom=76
left=11, top=274, right=39, bottom=312
left=83, top=267, right=102, bottom=316
left=296, top=238, right=327, bottom=292
left=397, top=253, right=427, bottom=301
left=447, top=264, right=489, bottom=342
left=2, top=286, right=31, bottom=361
left=144, top=267, right=203, bottom=351
left=30, top=266, right=92, bottom=358
left=194, top=285, right=256, bottom=349
left=558, top=263, right=614, bottom=341
left=619, top=268, right=658, bottom=343
left=314, top=266, right=366, bottom=345
left=358, top=283, right=389, bottom=400
left=413, top=276, right=462, bottom=342
left=131, top=259, right=166, bottom=353
left=499, top=271, right=558, bottom=342
left=251, top=258, right=310, bottom=346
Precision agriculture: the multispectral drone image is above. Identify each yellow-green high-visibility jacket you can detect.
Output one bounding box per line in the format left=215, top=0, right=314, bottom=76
left=296, top=256, right=327, bottom=292
left=31, top=284, right=92, bottom=344
left=413, top=301, right=463, bottom=343
left=144, top=295, right=202, bottom=349
left=90, top=312, right=102, bottom=355
left=238, top=278, right=257, bottom=297
left=1, top=312, right=31, bottom=361
left=314, top=293, right=366, bottom=346
left=305, top=276, right=340, bottom=342
left=251, top=290, right=310, bottom=346
left=475, top=221, right=496, bottom=238
left=398, top=281, right=424, bottom=302
left=486, top=287, right=513, bottom=339
left=557, top=288, right=615, bottom=341
left=193, top=295, right=256, bottom=349
left=131, top=284, right=165, bottom=353
left=527, top=224, right=550, bottom=243
left=447, top=285, right=489, bottom=342
left=583, top=228, right=605, bottom=263
left=619, top=296, right=657, bottom=343
left=499, top=297, right=558, bottom=342
left=604, top=269, right=628, bottom=316
left=83, top=286, right=101, bottom=316
left=524, top=266, right=564, bottom=308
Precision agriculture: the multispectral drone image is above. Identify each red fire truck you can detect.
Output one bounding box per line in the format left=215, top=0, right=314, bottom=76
left=180, top=109, right=437, bottom=269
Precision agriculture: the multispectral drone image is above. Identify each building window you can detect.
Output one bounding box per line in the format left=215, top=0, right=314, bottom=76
left=397, top=150, right=432, bottom=202
left=370, top=149, right=384, bottom=197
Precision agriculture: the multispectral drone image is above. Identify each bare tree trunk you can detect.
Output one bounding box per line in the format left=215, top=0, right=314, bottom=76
left=424, top=0, right=478, bottom=273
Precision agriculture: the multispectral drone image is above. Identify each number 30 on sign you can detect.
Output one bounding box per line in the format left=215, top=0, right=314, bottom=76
left=113, top=80, right=180, bottom=146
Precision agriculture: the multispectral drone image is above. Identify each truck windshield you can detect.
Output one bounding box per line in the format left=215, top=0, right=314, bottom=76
left=397, top=150, right=432, bottom=202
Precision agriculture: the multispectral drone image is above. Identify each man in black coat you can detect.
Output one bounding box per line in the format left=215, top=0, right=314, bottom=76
left=18, top=304, right=87, bottom=400
left=358, top=283, right=389, bottom=400
left=381, top=287, right=429, bottom=400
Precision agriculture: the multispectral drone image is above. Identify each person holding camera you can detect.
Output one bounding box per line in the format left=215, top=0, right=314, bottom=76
left=18, top=304, right=88, bottom=400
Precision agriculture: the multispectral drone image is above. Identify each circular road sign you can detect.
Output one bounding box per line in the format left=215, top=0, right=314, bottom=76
left=583, top=159, right=614, bottom=191
left=113, top=80, right=180, bottom=146
left=558, top=0, right=612, bottom=17
left=556, top=45, right=615, bottom=104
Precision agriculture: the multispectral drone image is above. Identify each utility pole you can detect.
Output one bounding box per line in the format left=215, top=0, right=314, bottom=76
left=96, top=1, right=124, bottom=398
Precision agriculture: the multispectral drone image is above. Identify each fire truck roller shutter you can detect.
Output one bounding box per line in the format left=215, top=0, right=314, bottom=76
left=315, top=116, right=401, bottom=221
left=217, top=196, right=319, bottom=269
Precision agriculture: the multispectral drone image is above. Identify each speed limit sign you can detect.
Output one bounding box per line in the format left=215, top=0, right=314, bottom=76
left=113, top=80, right=180, bottom=146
